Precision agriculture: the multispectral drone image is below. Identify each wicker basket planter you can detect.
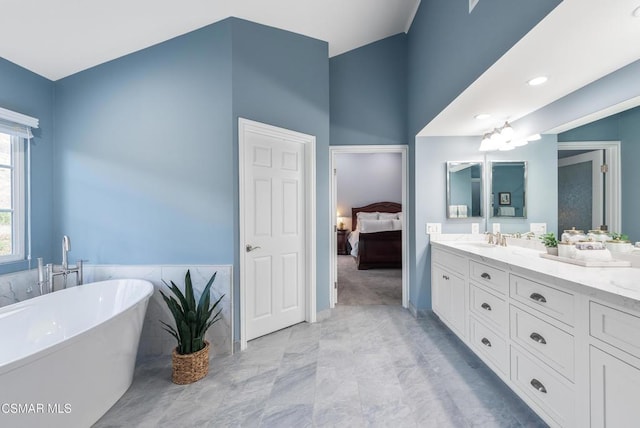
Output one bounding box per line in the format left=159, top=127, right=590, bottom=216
left=171, top=341, right=210, bottom=385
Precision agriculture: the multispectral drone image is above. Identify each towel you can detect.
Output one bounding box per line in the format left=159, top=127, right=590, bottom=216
left=498, top=206, right=515, bottom=216
left=457, top=205, right=468, bottom=218
left=449, top=205, right=458, bottom=218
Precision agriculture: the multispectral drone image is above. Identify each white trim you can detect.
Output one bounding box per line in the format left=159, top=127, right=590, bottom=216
left=329, top=145, right=409, bottom=309
left=0, top=107, right=38, bottom=129
left=0, top=136, right=25, bottom=263
left=558, top=151, right=604, bottom=230
left=238, top=118, right=317, bottom=351
left=558, top=141, right=621, bottom=233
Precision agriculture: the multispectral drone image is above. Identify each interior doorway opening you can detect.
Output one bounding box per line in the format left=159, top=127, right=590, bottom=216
left=329, top=145, right=408, bottom=309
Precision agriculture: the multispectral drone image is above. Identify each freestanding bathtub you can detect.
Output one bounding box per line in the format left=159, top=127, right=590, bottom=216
left=0, top=279, right=153, bottom=428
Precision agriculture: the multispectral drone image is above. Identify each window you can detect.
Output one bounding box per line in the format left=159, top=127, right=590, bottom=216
left=0, top=132, right=24, bottom=261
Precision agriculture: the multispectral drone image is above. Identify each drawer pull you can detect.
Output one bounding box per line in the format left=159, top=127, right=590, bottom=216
left=442, top=275, right=450, bottom=281
left=529, top=292, right=547, bottom=303
left=529, top=332, right=547, bottom=345
left=481, top=302, right=492, bottom=311
left=530, top=378, right=547, bottom=394
left=481, top=337, right=492, bottom=347
left=481, top=272, right=492, bottom=280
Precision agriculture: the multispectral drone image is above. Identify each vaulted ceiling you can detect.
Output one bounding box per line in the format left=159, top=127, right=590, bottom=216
left=0, top=0, right=420, bottom=81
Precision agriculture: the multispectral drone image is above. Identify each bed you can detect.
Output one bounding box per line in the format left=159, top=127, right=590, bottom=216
left=349, top=202, right=402, bottom=270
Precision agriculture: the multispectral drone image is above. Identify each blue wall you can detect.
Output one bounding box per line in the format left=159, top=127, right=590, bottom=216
left=330, top=34, right=407, bottom=146
left=0, top=58, right=54, bottom=273
left=406, top=0, right=561, bottom=137
left=558, top=106, right=640, bottom=242
left=53, top=21, right=234, bottom=265
left=230, top=18, right=331, bottom=312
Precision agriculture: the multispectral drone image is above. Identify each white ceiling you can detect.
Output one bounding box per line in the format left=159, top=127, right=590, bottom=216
left=419, top=0, right=640, bottom=137
left=0, top=0, right=420, bottom=81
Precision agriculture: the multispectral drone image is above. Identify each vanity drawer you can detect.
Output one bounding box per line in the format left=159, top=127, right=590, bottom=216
left=510, top=306, right=575, bottom=381
left=590, top=301, right=640, bottom=357
left=469, top=260, right=507, bottom=294
left=470, top=316, right=508, bottom=375
left=510, top=274, right=575, bottom=326
left=469, top=283, right=508, bottom=332
left=511, top=346, right=574, bottom=428
left=432, top=248, right=466, bottom=276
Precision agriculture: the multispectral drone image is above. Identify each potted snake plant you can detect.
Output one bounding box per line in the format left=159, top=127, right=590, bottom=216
left=159, top=270, right=224, bottom=384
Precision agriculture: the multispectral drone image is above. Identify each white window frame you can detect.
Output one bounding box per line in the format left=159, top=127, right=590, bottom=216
left=0, top=134, right=25, bottom=263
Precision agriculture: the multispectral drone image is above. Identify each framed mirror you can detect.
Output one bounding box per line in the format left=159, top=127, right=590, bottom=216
left=446, top=161, right=483, bottom=218
left=490, top=161, right=527, bottom=218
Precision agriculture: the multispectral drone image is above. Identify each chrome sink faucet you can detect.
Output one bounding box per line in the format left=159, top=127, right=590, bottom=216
left=37, top=235, right=84, bottom=294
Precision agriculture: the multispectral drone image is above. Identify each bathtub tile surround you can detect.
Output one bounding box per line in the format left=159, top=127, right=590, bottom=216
left=95, top=305, right=545, bottom=427
left=0, top=269, right=37, bottom=307
left=83, top=264, right=233, bottom=359
left=0, top=264, right=233, bottom=359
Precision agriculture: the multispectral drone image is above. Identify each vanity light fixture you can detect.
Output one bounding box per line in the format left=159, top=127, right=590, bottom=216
left=527, top=76, right=548, bottom=86
left=478, top=121, right=519, bottom=152
left=479, top=133, right=494, bottom=151
left=474, top=113, right=491, bottom=120
left=527, top=133, right=542, bottom=141
left=512, top=139, right=528, bottom=147
left=499, top=121, right=514, bottom=139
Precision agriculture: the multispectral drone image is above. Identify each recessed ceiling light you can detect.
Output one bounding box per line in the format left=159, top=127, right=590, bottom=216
left=633, top=6, right=640, bottom=17
left=527, top=76, right=548, bottom=86
left=474, top=114, right=491, bottom=120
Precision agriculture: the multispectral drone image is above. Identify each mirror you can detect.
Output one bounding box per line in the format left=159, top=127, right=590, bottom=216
left=446, top=161, right=483, bottom=218
left=490, top=161, right=527, bottom=218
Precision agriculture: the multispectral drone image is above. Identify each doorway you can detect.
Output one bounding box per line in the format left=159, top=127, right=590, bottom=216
left=557, top=141, right=621, bottom=235
left=238, top=118, right=316, bottom=350
left=329, top=145, right=408, bottom=309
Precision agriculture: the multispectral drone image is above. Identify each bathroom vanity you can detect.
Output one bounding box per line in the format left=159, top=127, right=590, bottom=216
left=431, top=240, right=640, bottom=428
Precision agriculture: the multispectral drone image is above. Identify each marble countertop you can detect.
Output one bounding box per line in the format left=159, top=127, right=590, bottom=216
left=431, top=238, right=640, bottom=305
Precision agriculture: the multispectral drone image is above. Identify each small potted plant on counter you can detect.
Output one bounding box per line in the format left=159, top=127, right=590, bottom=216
left=540, top=232, right=558, bottom=256
left=160, top=270, right=224, bottom=385
left=606, top=232, right=633, bottom=253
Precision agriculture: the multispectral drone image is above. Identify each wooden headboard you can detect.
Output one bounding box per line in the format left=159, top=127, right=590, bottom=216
left=352, top=201, right=402, bottom=231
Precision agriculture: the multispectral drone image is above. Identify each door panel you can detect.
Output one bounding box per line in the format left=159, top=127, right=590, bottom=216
left=243, top=126, right=306, bottom=341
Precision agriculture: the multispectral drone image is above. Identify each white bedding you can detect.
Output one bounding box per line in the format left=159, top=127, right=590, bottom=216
left=348, top=215, right=402, bottom=257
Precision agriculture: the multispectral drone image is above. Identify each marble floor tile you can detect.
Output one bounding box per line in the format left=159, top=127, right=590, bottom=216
left=94, top=305, right=548, bottom=428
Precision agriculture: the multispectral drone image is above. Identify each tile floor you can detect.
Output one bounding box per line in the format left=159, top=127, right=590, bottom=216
left=94, top=306, right=547, bottom=427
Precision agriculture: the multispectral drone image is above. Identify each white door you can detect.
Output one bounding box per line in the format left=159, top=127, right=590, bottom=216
left=241, top=121, right=308, bottom=342
left=558, top=150, right=604, bottom=232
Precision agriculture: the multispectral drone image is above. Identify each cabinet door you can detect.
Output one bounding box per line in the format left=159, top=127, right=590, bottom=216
left=590, top=346, right=640, bottom=428
left=432, top=265, right=465, bottom=337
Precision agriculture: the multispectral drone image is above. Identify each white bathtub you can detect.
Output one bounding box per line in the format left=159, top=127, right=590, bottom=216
left=0, top=279, right=153, bottom=428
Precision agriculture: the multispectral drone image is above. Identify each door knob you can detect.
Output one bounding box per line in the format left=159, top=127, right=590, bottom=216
left=246, top=244, right=261, bottom=252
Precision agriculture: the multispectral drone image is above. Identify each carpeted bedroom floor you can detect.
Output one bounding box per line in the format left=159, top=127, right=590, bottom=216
left=337, top=255, right=402, bottom=306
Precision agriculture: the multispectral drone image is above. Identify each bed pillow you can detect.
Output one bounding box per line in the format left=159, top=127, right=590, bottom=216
left=392, top=219, right=402, bottom=230
left=356, top=212, right=379, bottom=220
left=378, top=212, right=400, bottom=220
left=359, top=219, right=395, bottom=233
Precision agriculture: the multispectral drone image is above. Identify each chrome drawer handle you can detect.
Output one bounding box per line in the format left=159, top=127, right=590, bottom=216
left=529, top=292, right=547, bottom=303
left=481, top=272, right=491, bottom=280
left=442, top=275, right=450, bottom=280
left=481, top=337, right=492, bottom=347
left=530, top=332, right=547, bottom=345
left=481, top=302, right=492, bottom=311
left=530, top=378, right=547, bottom=394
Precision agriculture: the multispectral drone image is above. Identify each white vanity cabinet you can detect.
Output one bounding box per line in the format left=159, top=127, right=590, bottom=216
left=431, top=248, right=467, bottom=338
left=430, top=241, right=640, bottom=428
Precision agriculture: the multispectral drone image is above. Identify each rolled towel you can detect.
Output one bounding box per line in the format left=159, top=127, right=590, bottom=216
left=498, top=206, right=515, bottom=216
left=574, top=248, right=613, bottom=262
left=457, top=205, right=468, bottom=218
left=449, top=205, right=458, bottom=218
